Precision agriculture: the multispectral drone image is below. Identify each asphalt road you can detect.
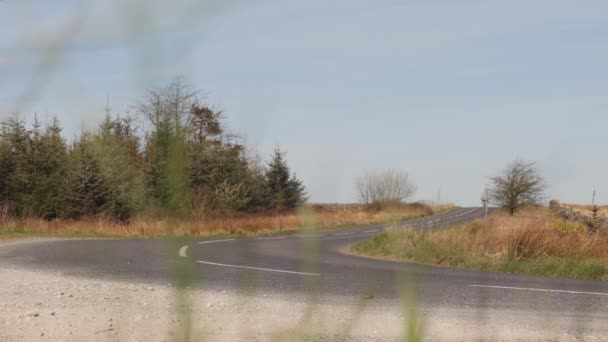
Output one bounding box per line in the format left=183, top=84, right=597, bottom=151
left=2, top=207, right=608, bottom=319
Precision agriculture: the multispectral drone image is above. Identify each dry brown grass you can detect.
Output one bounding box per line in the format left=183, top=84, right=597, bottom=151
left=353, top=206, right=608, bottom=280
left=452, top=207, right=608, bottom=261
left=0, top=203, right=449, bottom=239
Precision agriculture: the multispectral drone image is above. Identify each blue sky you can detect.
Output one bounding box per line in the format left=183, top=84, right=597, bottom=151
left=1, top=0, right=607, bottom=205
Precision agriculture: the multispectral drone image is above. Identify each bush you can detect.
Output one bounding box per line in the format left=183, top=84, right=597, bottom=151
left=355, top=170, right=417, bottom=209
left=550, top=221, right=588, bottom=233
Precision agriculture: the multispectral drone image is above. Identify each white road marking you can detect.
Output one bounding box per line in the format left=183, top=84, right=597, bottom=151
left=198, top=239, right=236, bottom=244
left=182, top=209, right=482, bottom=259
left=196, top=260, right=320, bottom=276
left=468, top=285, right=608, bottom=297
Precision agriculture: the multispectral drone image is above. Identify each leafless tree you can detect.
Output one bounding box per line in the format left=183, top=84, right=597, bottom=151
left=355, top=169, right=417, bottom=208
left=137, top=77, right=199, bottom=134
left=489, top=159, right=546, bottom=216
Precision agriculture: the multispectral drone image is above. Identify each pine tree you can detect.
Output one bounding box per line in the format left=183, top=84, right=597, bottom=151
left=189, top=143, right=252, bottom=211
left=139, top=79, right=196, bottom=213
left=264, top=148, right=306, bottom=209
left=24, top=116, right=43, bottom=216
left=0, top=115, right=31, bottom=216
left=95, top=114, right=145, bottom=221
left=0, top=81, right=311, bottom=220
left=29, top=117, right=69, bottom=219
left=144, top=127, right=171, bottom=208
left=66, top=141, right=110, bottom=219
left=187, top=104, right=256, bottom=211
left=286, top=173, right=306, bottom=209
left=244, top=151, right=270, bottom=210
left=190, top=105, right=223, bottom=145
left=0, top=126, right=13, bottom=210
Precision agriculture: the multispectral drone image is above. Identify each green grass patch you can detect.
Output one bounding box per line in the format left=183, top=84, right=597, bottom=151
left=490, top=257, right=606, bottom=280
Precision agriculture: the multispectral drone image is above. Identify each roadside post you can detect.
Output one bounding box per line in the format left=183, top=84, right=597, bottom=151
left=480, top=189, right=489, bottom=218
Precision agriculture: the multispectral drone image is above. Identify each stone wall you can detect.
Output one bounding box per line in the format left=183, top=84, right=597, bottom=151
left=549, top=200, right=608, bottom=231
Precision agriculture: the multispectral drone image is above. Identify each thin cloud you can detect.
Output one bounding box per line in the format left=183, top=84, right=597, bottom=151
left=14, top=0, right=252, bottom=53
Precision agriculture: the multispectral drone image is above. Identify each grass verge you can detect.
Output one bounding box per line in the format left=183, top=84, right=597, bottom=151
left=0, top=203, right=453, bottom=240
left=351, top=207, right=608, bottom=281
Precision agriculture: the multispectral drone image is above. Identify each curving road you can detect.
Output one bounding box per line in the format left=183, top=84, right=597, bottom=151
left=2, top=207, right=608, bottom=332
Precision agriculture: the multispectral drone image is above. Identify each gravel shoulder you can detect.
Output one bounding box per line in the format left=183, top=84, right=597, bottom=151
left=1, top=239, right=607, bottom=341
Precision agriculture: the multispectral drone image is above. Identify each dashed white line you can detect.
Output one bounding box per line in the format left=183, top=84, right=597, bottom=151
left=183, top=209, right=482, bottom=260
left=196, top=260, right=320, bottom=276
left=198, top=239, right=236, bottom=244
left=468, top=285, right=608, bottom=297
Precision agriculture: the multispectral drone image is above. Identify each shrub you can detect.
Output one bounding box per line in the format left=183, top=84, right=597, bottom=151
left=355, top=170, right=417, bottom=209
left=550, top=221, right=588, bottom=233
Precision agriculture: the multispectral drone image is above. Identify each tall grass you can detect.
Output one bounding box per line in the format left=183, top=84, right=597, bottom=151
left=353, top=207, right=608, bottom=280
left=0, top=203, right=448, bottom=239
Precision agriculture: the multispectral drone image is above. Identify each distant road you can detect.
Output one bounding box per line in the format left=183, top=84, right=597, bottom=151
left=2, top=207, right=608, bottom=331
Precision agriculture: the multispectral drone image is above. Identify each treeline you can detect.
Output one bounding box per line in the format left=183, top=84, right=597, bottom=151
left=0, top=80, right=306, bottom=222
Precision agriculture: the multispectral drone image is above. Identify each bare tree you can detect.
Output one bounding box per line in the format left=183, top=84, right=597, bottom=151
left=355, top=169, right=417, bottom=208
left=489, top=159, right=546, bottom=216
left=137, top=77, right=199, bottom=134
